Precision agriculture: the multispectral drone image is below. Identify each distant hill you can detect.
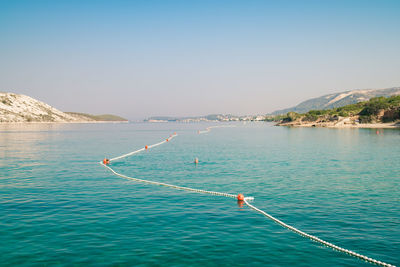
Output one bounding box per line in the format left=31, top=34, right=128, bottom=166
left=146, top=114, right=228, bottom=122
left=272, top=87, right=400, bottom=115
left=65, top=112, right=128, bottom=122
left=0, top=92, right=127, bottom=123
left=145, top=114, right=265, bottom=122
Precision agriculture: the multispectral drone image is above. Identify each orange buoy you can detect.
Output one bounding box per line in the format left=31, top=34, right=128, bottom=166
left=103, top=158, right=110, bottom=165
left=194, top=158, right=199, bottom=164
left=166, top=139, right=169, bottom=142
left=237, top=193, right=245, bottom=201
left=174, top=132, right=176, bottom=135
left=145, top=145, right=148, bottom=150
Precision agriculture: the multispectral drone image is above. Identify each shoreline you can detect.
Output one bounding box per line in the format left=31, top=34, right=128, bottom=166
left=276, top=122, right=400, bottom=129
left=0, top=120, right=129, bottom=124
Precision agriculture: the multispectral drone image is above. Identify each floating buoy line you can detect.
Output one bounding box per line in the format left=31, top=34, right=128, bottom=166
left=99, top=127, right=395, bottom=267
left=197, top=125, right=236, bottom=134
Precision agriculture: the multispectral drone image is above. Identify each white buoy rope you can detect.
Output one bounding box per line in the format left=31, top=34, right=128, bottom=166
left=244, top=198, right=395, bottom=267
left=100, top=132, right=242, bottom=199
left=198, top=125, right=236, bottom=134
left=101, top=163, right=239, bottom=199
left=100, top=128, right=395, bottom=267
left=108, top=133, right=177, bottom=162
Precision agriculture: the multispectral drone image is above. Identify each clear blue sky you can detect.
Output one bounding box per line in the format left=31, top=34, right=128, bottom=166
left=1, top=0, right=399, bottom=120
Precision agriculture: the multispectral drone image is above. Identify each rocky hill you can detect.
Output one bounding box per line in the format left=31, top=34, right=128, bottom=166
left=0, top=92, right=127, bottom=123
left=276, top=95, right=400, bottom=128
left=272, top=87, right=400, bottom=115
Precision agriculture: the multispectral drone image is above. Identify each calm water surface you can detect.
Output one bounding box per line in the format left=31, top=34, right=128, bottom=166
left=1, top=122, right=399, bottom=266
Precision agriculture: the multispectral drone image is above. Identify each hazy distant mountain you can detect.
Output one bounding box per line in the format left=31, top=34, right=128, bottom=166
left=146, top=114, right=228, bottom=122
left=145, top=114, right=265, bottom=122
left=145, top=114, right=231, bottom=122
left=0, top=92, right=127, bottom=123
left=272, top=87, right=400, bottom=115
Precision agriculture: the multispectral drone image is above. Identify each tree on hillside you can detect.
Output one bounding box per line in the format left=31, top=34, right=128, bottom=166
left=287, top=112, right=300, bottom=122
left=359, top=97, right=389, bottom=116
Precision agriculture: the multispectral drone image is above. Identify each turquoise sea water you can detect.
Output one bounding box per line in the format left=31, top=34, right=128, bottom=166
left=1, top=122, right=399, bottom=266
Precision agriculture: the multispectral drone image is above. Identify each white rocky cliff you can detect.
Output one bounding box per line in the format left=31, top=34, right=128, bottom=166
left=0, top=92, right=90, bottom=122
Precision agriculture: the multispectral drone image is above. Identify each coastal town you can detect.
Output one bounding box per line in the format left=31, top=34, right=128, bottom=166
left=146, top=114, right=267, bottom=123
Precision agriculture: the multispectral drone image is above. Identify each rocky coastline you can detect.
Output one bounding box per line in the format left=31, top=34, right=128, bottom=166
left=0, top=92, right=127, bottom=123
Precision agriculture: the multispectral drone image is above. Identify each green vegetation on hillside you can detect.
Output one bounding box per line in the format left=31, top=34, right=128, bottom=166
left=66, top=112, right=128, bottom=121
left=272, top=87, right=400, bottom=115
left=264, top=114, right=286, bottom=122
left=278, top=95, right=400, bottom=124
